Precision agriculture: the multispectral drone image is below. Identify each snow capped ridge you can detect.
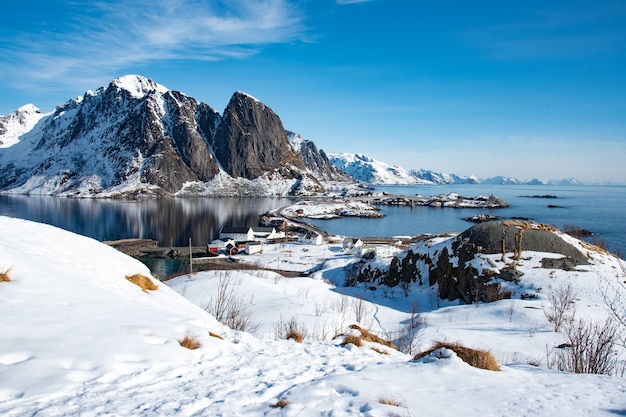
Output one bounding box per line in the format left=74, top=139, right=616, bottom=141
left=0, top=104, right=47, bottom=148
left=329, top=152, right=447, bottom=185
left=110, top=74, right=169, bottom=99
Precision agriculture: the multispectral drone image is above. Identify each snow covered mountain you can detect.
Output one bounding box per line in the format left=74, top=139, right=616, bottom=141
left=328, top=152, right=478, bottom=185
left=0, top=75, right=354, bottom=197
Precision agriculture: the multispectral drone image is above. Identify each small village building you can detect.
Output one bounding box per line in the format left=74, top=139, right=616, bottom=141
left=207, top=239, right=232, bottom=253
left=219, top=226, right=253, bottom=242
left=245, top=241, right=263, bottom=255
left=300, top=232, right=323, bottom=246
left=219, top=226, right=285, bottom=243
left=251, top=226, right=284, bottom=241
left=343, top=238, right=363, bottom=251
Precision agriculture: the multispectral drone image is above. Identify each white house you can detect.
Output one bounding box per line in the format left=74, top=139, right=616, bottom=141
left=300, top=232, right=323, bottom=245
left=245, top=241, right=263, bottom=255
left=342, top=238, right=363, bottom=251
left=251, top=227, right=285, bottom=241
left=219, top=227, right=254, bottom=242
left=219, top=226, right=285, bottom=243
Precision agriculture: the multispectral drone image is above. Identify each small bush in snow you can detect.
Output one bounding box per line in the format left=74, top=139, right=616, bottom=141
left=273, top=315, right=307, bottom=342
left=549, top=317, right=623, bottom=375
left=0, top=266, right=12, bottom=282
left=377, top=395, right=402, bottom=407
left=179, top=334, right=201, bottom=350
left=125, top=273, right=158, bottom=292
left=203, top=272, right=260, bottom=334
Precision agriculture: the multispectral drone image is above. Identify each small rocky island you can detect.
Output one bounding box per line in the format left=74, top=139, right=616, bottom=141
left=370, top=192, right=509, bottom=208
left=279, top=193, right=509, bottom=220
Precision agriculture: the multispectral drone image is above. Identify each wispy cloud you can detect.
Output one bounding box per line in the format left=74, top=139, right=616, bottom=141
left=0, top=0, right=305, bottom=91
left=336, top=0, right=374, bottom=4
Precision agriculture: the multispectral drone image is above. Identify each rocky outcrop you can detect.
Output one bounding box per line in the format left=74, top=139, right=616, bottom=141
left=350, top=221, right=590, bottom=304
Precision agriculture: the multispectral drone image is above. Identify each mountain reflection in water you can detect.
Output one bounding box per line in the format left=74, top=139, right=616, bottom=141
left=0, top=195, right=295, bottom=247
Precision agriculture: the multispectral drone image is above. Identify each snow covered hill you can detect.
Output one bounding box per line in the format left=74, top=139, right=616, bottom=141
left=1, top=216, right=625, bottom=416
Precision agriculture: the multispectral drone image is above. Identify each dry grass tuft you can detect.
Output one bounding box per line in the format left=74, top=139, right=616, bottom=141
left=414, top=341, right=500, bottom=371
left=179, top=334, right=202, bottom=350
left=285, top=329, right=304, bottom=343
left=371, top=347, right=389, bottom=355
left=125, top=273, right=158, bottom=292
left=377, top=396, right=402, bottom=407
left=0, top=266, right=13, bottom=283
left=349, top=324, right=396, bottom=349
left=208, top=331, right=223, bottom=340
left=342, top=334, right=363, bottom=347
left=270, top=400, right=290, bottom=409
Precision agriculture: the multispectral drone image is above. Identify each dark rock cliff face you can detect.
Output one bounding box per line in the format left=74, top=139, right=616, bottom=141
left=212, top=92, right=304, bottom=180
left=350, top=221, right=590, bottom=304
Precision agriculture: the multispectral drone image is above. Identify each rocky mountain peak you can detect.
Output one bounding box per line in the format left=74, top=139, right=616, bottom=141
left=108, top=75, right=169, bottom=100
left=212, top=91, right=304, bottom=180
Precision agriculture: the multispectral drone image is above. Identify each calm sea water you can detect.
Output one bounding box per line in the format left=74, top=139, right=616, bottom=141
left=1, top=185, right=624, bottom=258
left=307, top=184, right=626, bottom=256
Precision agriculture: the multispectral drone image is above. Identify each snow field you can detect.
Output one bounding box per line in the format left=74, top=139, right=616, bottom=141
left=0, top=216, right=625, bottom=416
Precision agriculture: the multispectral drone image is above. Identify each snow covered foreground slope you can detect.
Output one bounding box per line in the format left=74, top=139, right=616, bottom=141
left=0, top=216, right=625, bottom=416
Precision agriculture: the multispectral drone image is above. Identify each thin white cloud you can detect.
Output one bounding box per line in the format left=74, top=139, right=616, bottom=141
left=336, top=0, right=374, bottom=4
left=0, top=0, right=305, bottom=92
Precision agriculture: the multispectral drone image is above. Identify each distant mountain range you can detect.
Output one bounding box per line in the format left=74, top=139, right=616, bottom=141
left=0, top=75, right=581, bottom=198
left=328, top=153, right=582, bottom=186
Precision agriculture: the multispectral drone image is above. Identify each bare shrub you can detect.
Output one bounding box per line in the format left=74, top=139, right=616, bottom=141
left=377, top=396, right=402, bottom=407
left=414, top=341, right=500, bottom=371
left=179, top=334, right=201, bottom=350
left=208, top=331, right=223, bottom=340
left=0, top=266, right=13, bottom=282
left=543, top=282, right=577, bottom=332
left=590, top=237, right=609, bottom=251
left=352, top=296, right=373, bottom=326
left=273, top=315, right=307, bottom=342
left=125, top=273, right=158, bottom=292
left=563, top=224, right=593, bottom=238
left=601, top=281, right=626, bottom=349
left=203, top=272, right=260, bottom=334
left=549, top=317, right=623, bottom=375
left=388, top=302, right=425, bottom=355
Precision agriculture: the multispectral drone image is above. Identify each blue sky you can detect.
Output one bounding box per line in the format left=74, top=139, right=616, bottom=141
left=1, top=0, right=625, bottom=183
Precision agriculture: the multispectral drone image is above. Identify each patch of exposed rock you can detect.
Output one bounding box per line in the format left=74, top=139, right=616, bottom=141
left=349, top=221, right=590, bottom=304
